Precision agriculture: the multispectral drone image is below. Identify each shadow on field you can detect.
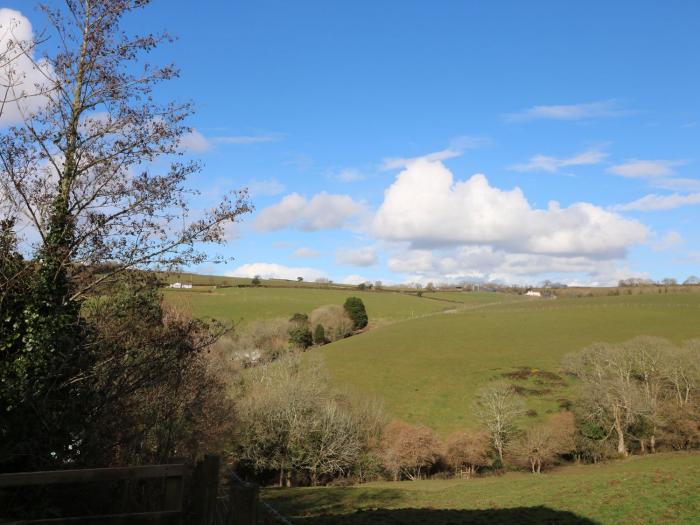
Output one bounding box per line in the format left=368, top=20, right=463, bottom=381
left=289, top=506, right=599, bottom=525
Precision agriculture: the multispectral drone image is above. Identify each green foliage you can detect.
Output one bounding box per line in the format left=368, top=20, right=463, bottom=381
left=289, top=313, right=313, bottom=349
left=343, top=297, right=368, bottom=330
left=252, top=275, right=262, bottom=286
left=0, top=220, right=92, bottom=472
left=314, top=324, right=327, bottom=345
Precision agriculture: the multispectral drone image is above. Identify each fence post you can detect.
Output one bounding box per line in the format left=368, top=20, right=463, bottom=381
left=227, top=479, right=258, bottom=525
left=190, top=454, right=220, bottom=525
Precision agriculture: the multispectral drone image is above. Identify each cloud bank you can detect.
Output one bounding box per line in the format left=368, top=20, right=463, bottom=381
left=372, top=159, right=648, bottom=258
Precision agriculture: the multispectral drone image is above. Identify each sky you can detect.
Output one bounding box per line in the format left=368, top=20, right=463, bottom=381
left=3, top=0, right=700, bottom=286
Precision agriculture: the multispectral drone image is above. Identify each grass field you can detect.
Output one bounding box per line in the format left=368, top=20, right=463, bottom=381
left=315, top=293, right=700, bottom=434
left=163, top=287, right=478, bottom=326
left=263, top=452, right=700, bottom=524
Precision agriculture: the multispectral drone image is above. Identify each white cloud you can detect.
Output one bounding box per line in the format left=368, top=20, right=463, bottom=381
left=180, top=131, right=283, bottom=152
left=291, top=247, right=320, bottom=258
left=652, top=178, right=700, bottom=192
left=612, top=192, right=700, bottom=212
left=255, top=192, right=366, bottom=232
left=510, top=149, right=608, bottom=173
left=180, top=129, right=211, bottom=152
left=0, top=9, right=54, bottom=125
left=336, top=246, right=378, bottom=267
left=505, top=100, right=626, bottom=122
left=381, top=136, right=488, bottom=171
left=247, top=178, right=285, bottom=197
left=227, top=262, right=326, bottom=281
left=342, top=274, right=369, bottom=285
left=330, top=168, right=365, bottom=183
left=606, top=159, right=686, bottom=179
left=652, top=231, right=683, bottom=252
left=372, top=159, right=648, bottom=258
left=387, top=246, right=641, bottom=287
left=212, top=133, right=283, bottom=145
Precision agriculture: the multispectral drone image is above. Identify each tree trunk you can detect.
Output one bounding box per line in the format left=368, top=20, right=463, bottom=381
left=613, top=409, right=628, bottom=456
left=650, top=434, right=656, bottom=453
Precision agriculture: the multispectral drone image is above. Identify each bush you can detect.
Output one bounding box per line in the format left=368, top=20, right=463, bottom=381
left=381, top=421, right=443, bottom=480
left=288, top=313, right=313, bottom=349
left=313, top=324, right=327, bottom=345
left=310, top=304, right=353, bottom=342
left=343, top=297, right=368, bottom=330
left=445, top=431, right=492, bottom=478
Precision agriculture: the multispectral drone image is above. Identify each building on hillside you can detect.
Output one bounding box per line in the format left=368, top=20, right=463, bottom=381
left=525, top=290, right=542, bottom=297
left=169, top=282, right=193, bottom=289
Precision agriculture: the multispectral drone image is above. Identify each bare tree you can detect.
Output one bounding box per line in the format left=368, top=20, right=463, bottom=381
left=381, top=421, right=443, bottom=481
left=474, top=381, right=525, bottom=463
left=445, top=430, right=491, bottom=478
left=627, top=337, right=673, bottom=452
left=0, top=1, right=251, bottom=302
left=510, top=412, right=575, bottom=473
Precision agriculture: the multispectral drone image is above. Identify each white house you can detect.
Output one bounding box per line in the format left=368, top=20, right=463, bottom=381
left=525, top=290, right=542, bottom=297
left=169, top=282, right=193, bottom=289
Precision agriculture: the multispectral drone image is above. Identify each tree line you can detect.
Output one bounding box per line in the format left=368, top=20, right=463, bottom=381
left=226, top=335, right=700, bottom=486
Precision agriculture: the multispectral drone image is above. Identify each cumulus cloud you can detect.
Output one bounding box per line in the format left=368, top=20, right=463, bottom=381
left=606, top=159, right=687, bottom=179
left=336, top=246, right=378, bottom=267
left=291, top=247, right=320, bottom=258
left=505, top=100, right=626, bottom=122
left=255, top=192, right=366, bottom=232
left=0, top=9, right=54, bottom=125
left=381, top=136, right=488, bottom=171
left=227, top=262, right=326, bottom=281
left=510, top=148, right=608, bottom=173
left=612, top=192, right=700, bottom=212
left=372, top=159, right=648, bottom=258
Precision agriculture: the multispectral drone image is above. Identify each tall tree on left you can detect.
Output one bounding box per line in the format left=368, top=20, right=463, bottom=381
left=0, top=1, right=251, bottom=471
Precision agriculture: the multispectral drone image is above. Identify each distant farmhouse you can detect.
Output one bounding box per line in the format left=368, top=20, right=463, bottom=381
left=169, top=282, right=193, bottom=289
left=525, top=290, right=542, bottom=297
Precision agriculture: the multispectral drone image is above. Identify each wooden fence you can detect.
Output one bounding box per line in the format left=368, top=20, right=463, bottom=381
left=0, top=455, right=288, bottom=525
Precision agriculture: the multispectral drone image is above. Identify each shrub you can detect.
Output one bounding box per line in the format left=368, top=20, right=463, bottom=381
left=445, top=431, right=492, bottom=478
left=313, top=324, right=327, bottom=345
left=288, top=313, right=313, bottom=349
left=310, top=304, right=353, bottom=342
left=381, top=421, right=443, bottom=480
left=343, top=297, right=368, bottom=330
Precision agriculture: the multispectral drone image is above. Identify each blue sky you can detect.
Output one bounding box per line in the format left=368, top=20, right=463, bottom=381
left=6, top=1, right=700, bottom=285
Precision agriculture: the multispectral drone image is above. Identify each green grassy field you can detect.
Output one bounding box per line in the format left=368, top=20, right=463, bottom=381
left=315, top=293, right=700, bottom=434
left=263, top=452, right=700, bottom=524
left=164, top=287, right=470, bottom=326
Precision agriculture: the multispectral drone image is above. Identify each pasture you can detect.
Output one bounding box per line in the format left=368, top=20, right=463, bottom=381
left=317, top=292, right=700, bottom=434
left=263, top=452, right=700, bottom=524
left=163, top=286, right=466, bottom=326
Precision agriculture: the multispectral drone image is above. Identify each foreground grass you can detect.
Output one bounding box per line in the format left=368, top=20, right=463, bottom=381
left=318, top=293, right=700, bottom=434
left=264, top=452, right=700, bottom=524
